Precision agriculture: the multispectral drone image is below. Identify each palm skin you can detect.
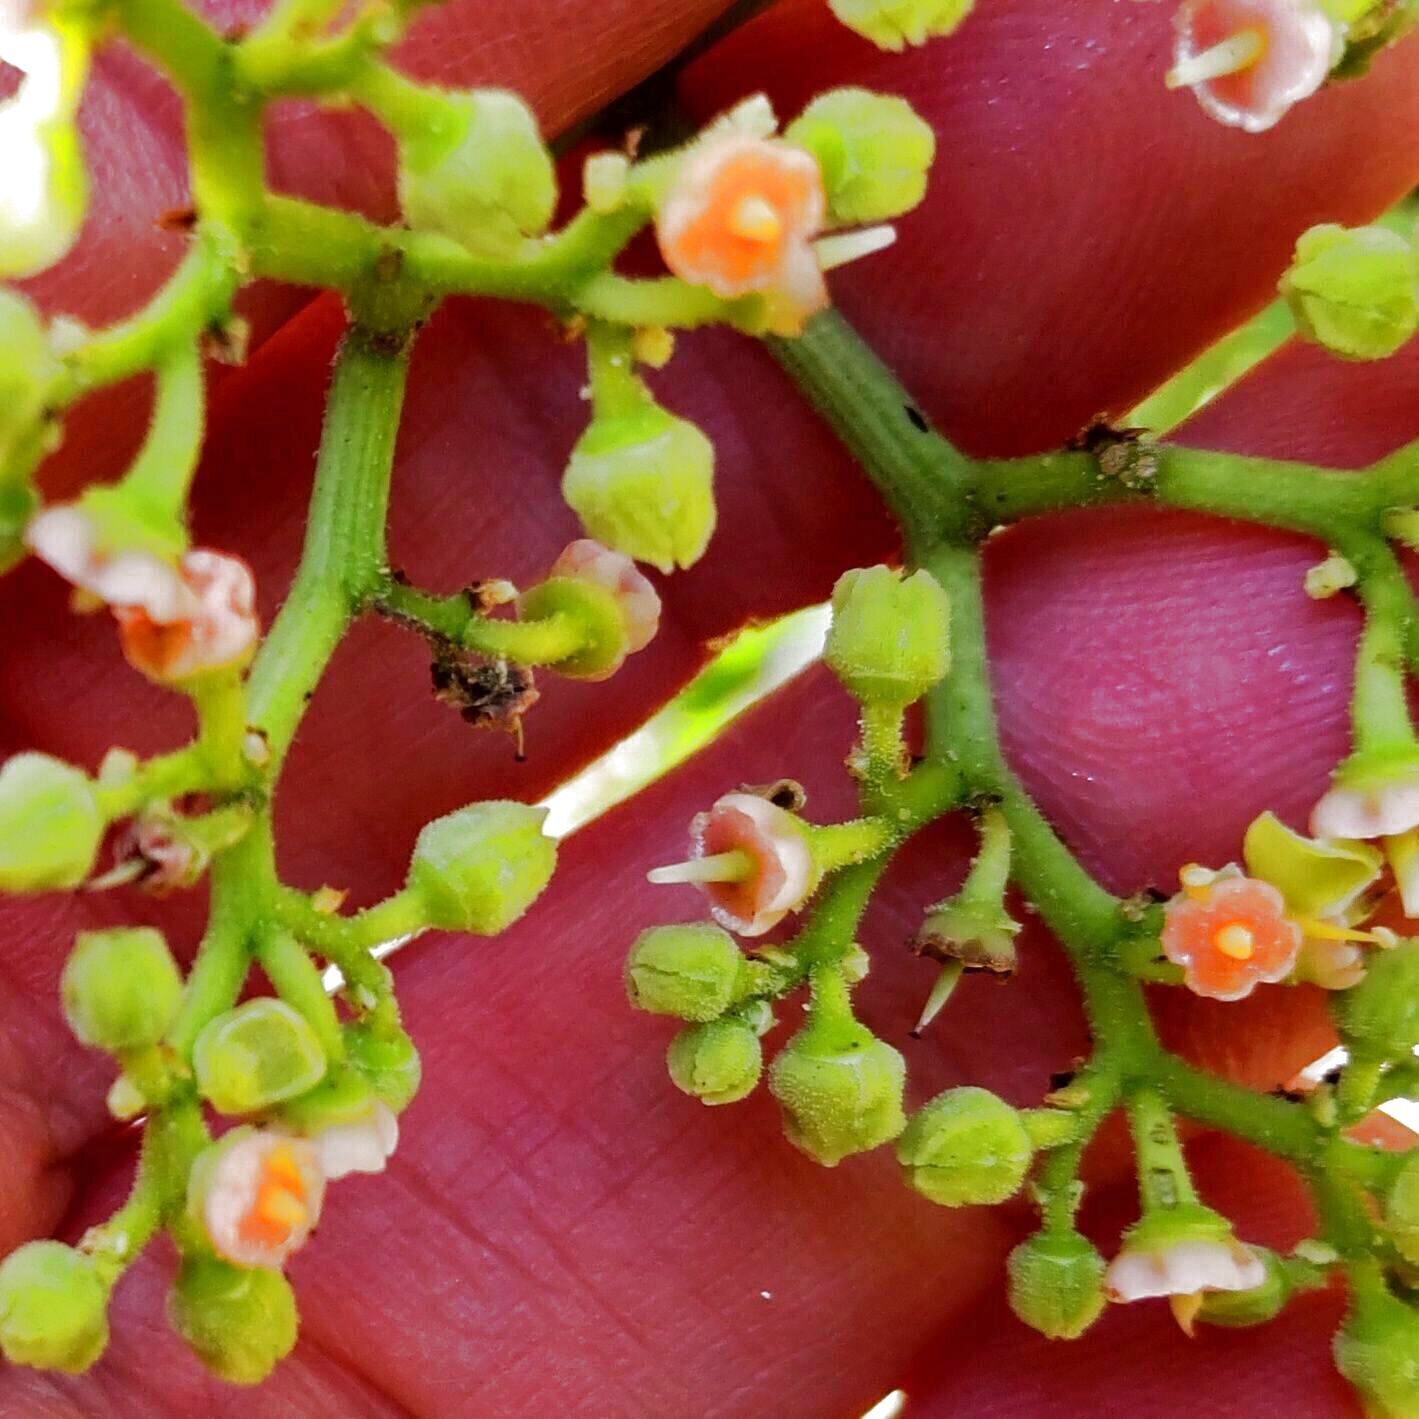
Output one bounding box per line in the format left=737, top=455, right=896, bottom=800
left=1, top=0, right=1418, bottom=1413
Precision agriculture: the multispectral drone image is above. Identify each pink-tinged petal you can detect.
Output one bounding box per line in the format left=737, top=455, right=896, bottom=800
left=691, top=791, right=817, bottom=937
left=1172, top=0, right=1340, bottom=134
left=1294, top=935, right=1367, bottom=991
left=548, top=538, right=661, bottom=653
left=1311, top=776, right=1419, bottom=840
left=1105, top=1236, right=1267, bottom=1302
left=195, top=1130, right=325, bottom=1271
left=311, top=1103, right=400, bottom=1181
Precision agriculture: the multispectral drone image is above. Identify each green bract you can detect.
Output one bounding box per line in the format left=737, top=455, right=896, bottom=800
left=1241, top=810, right=1382, bottom=918
left=61, top=927, right=182, bottom=1051
left=1334, top=1287, right=1419, bottom=1419
left=169, top=1257, right=298, bottom=1386
left=561, top=404, right=717, bottom=574
left=1005, top=1231, right=1107, bottom=1340
left=408, top=801, right=557, bottom=933
left=626, top=923, right=742, bottom=1021
left=828, top=0, right=974, bottom=50
left=1281, top=224, right=1419, bottom=362
left=1388, top=1155, right=1419, bottom=1267
left=896, top=1086, right=1033, bottom=1206
left=1335, top=938, right=1419, bottom=1056
left=398, top=90, right=557, bottom=256
left=667, top=1018, right=762, bottom=1105
left=0, top=290, right=55, bottom=474
left=786, top=89, right=935, bottom=224
left=826, top=565, right=950, bottom=706
left=345, top=1020, right=423, bottom=1114
left=193, top=998, right=328, bottom=1114
left=769, top=1014, right=906, bottom=1166
left=0, top=752, right=104, bottom=893
left=0, top=1241, right=109, bottom=1374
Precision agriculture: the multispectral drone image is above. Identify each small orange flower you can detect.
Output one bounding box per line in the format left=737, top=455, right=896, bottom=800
left=1161, top=874, right=1301, bottom=1001
left=657, top=135, right=827, bottom=335
left=115, top=548, right=258, bottom=684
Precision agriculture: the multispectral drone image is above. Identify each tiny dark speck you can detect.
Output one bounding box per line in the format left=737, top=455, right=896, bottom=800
left=904, top=405, right=929, bottom=433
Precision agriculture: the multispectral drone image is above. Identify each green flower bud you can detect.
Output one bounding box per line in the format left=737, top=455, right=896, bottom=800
left=667, top=1019, right=762, bottom=1105
left=1281, top=224, right=1419, bottom=362
left=626, top=923, right=741, bottom=1021
left=1005, top=1230, right=1107, bottom=1340
left=1335, top=938, right=1419, bottom=1056
left=896, top=1086, right=1033, bottom=1206
left=825, top=565, right=950, bottom=707
left=0, top=1241, right=109, bottom=1374
left=193, top=999, right=328, bottom=1115
left=785, top=89, right=935, bottom=224
left=561, top=404, right=717, bottom=574
left=345, top=1019, right=422, bottom=1114
left=0, top=752, right=104, bottom=892
left=407, top=801, right=557, bottom=934
left=769, top=1011, right=906, bottom=1167
left=828, top=0, right=974, bottom=51
left=169, top=1256, right=297, bottom=1386
left=1334, top=1285, right=1419, bottom=1419
left=0, top=291, right=55, bottom=475
left=398, top=90, right=557, bottom=256
left=1388, top=1155, right=1419, bottom=1267
left=61, top=927, right=182, bottom=1051
left=1195, top=1247, right=1291, bottom=1327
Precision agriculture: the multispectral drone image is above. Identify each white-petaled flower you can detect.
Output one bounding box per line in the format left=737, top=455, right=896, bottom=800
left=1168, top=0, right=1342, bottom=134
left=657, top=134, right=828, bottom=336
left=309, top=1101, right=400, bottom=1181
left=0, top=1, right=89, bottom=278
left=649, top=791, right=819, bottom=937
left=547, top=539, right=660, bottom=656
left=1105, top=1207, right=1267, bottom=1333
left=115, top=549, right=259, bottom=683
left=1294, top=935, right=1368, bottom=991
left=1312, top=767, right=1419, bottom=841
left=26, top=504, right=194, bottom=619
left=188, top=1129, right=325, bottom=1271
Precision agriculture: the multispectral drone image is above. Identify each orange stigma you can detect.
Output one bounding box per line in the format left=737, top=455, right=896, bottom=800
left=1212, top=922, right=1256, bottom=961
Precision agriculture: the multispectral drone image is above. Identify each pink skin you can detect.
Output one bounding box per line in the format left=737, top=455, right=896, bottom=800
left=548, top=537, right=662, bottom=654
left=1173, top=0, right=1340, bottom=134
left=4, top=2, right=1419, bottom=1414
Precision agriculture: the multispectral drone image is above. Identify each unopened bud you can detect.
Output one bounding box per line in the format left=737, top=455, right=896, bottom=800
left=0, top=752, right=104, bottom=892
left=0, top=1241, right=108, bottom=1374
left=626, top=923, right=742, bottom=1021
left=61, top=927, right=181, bottom=1051
left=407, top=801, right=557, bottom=934
left=828, top=0, right=974, bottom=50
left=345, top=1019, right=422, bottom=1114
left=169, top=1256, right=297, bottom=1386
left=826, top=565, right=950, bottom=706
left=1336, top=937, right=1419, bottom=1056
left=1334, top=1284, right=1419, bottom=1419
left=667, top=1018, right=762, bottom=1104
left=1006, top=1230, right=1107, bottom=1340
left=896, top=1086, right=1032, bottom=1206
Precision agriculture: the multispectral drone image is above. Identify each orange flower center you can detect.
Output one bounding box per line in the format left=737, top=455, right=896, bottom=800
left=728, top=194, right=784, bottom=245
left=239, top=1145, right=309, bottom=1247
left=1212, top=921, right=1256, bottom=961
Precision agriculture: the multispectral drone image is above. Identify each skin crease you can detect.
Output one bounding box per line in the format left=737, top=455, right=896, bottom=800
left=0, top=0, right=1418, bottom=1412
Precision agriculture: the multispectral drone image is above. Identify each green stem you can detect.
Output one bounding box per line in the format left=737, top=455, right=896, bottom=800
left=192, top=669, right=250, bottom=790
left=79, top=1121, right=169, bottom=1287
left=586, top=321, right=648, bottom=418
left=246, top=325, right=412, bottom=762
left=805, top=817, right=894, bottom=871
left=118, top=343, right=205, bottom=523
left=273, top=884, right=427, bottom=953
left=770, top=310, right=977, bottom=555
left=1127, top=1087, right=1198, bottom=1213
left=255, top=926, right=345, bottom=1060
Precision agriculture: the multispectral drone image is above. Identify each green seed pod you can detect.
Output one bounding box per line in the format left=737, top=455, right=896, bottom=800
left=1388, top=1154, right=1419, bottom=1268
left=398, top=90, right=557, bottom=256
left=667, top=1018, right=762, bottom=1105
left=1006, top=1230, right=1107, bottom=1340
left=828, top=0, right=974, bottom=50
left=785, top=88, right=935, bottom=224
left=1335, top=938, right=1419, bottom=1057
left=1334, top=1285, right=1419, bottom=1419
left=169, top=1256, right=297, bottom=1386
left=825, top=565, right=950, bottom=707
left=769, top=1018, right=906, bottom=1166
left=345, top=1019, right=422, bottom=1114
left=0, top=752, right=104, bottom=893
left=0, top=1241, right=109, bottom=1374
left=561, top=404, right=717, bottom=574
left=0, top=290, right=55, bottom=474
left=61, top=927, right=182, bottom=1051
left=1195, top=1247, right=1291, bottom=1327
left=193, top=999, right=328, bottom=1115
left=1281, top=224, right=1419, bottom=362
left=626, top=923, right=742, bottom=1021
left=407, top=801, right=557, bottom=934
left=896, top=1086, right=1033, bottom=1206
